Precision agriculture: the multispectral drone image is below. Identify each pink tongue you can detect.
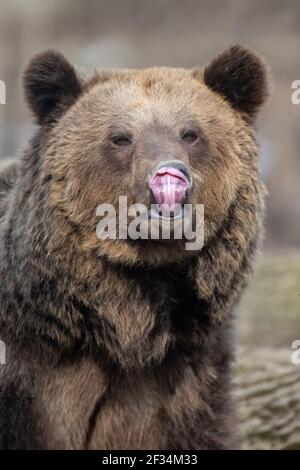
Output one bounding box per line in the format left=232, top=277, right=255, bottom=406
left=149, top=167, right=189, bottom=216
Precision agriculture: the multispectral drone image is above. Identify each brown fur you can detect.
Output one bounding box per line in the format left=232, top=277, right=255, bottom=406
left=0, top=45, right=270, bottom=449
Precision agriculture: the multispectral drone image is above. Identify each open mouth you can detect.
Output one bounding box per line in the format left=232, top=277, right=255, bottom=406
left=148, top=166, right=190, bottom=219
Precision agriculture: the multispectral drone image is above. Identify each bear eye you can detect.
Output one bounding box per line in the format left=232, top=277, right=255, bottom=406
left=181, top=130, right=199, bottom=144
left=111, top=134, right=132, bottom=146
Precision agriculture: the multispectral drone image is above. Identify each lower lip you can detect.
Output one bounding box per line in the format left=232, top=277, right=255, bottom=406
left=148, top=205, right=185, bottom=220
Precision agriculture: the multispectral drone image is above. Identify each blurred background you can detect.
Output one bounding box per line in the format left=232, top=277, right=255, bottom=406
left=0, top=0, right=299, bottom=449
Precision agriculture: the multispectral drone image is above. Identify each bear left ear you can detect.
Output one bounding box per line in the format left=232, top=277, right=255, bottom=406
left=201, top=45, right=270, bottom=120
left=23, top=49, right=82, bottom=124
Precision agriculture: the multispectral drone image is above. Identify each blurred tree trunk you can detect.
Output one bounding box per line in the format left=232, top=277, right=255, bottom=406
left=236, top=347, right=300, bottom=450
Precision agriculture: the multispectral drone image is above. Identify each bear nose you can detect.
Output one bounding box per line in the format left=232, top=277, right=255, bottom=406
left=148, top=161, right=192, bottom=214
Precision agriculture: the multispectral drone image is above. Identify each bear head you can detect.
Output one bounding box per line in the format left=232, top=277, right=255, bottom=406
left=23, top=45, right=269, bottom=267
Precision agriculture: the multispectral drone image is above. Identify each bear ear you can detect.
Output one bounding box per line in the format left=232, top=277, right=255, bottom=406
left=201, top=45, right=270, bottom=120
left=23, top=49, right=82, bottom=124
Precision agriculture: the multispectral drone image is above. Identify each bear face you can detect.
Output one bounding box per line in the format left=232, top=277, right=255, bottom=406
left=23, top=45, right=269, bottom=267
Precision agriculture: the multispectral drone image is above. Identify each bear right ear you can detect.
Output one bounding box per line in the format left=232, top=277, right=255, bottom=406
left=23, top=49, right=82, bottom=125
left=201, top=45, right=270, bottom=121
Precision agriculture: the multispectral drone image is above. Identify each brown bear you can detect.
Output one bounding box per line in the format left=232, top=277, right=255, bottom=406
left=0, top=45, right=269, bottom=449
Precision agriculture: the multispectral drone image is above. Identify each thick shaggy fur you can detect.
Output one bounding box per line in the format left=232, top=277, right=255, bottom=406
left=0, top=45, right=269, bottom=449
